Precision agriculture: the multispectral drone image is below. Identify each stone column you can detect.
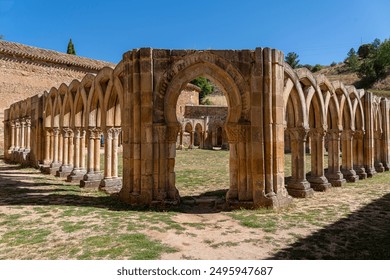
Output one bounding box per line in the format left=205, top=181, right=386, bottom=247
left=20, top=119, right=25, bottom=150
left=307, top=127, right=331, bottom=191
left=199, top=131, right=204, bottom=149
left=286, top=127, right=314, bottom=197
left=100, top=127, right=122, bottom=194
left=67, top=128, right=87, bottom=182
left=374, top=130, right=385, bottom=172
left=9, top=121, right=15, bottom=152
left=15, top=120, right=20, bottom=150
left=57, top=128, right=73, bottom=177
left=178, top=129, right=183, bottom=150
left=25, top=118, right=31, bottom=151
left=43, top=128, right=51, bottom=165
left=58, top=132, right=63, bottom=164
left=326, top=129, right=346, bottom=187
left=364, top=92, right=376, bottom=177
left=189, top=130, right=195, bottom=149
left=112, top=128, right=121, bottom=178
left=353, top=130, right=367, bottom=179
left=103, top=128, right=113, bottom=179
left=341, top=129, right=359, bottom=182
left=80, top=128, right=102, bottom=189
left=80, top=129, right=86, bottom=172
left=86, top=129, right=95, bottom=174
left=49, top=128, right=61, bottom=175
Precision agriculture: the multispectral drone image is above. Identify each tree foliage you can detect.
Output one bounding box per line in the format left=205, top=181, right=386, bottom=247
left=357, top=38, right=390, bottom=87
left=191, top=77, right=214, bottom=103
left=67, top=38, right=76, bottom=55
left=285, top=52, right=300, bottom=69
left=0, top=34, right=4, bottom=40
left=345, top=48, right=359, bottom=71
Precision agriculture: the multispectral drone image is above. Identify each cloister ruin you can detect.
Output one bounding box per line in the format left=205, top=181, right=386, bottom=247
left=3, top=47, right=390, bottom=209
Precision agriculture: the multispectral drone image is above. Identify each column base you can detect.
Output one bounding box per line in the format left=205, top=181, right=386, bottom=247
left=80, top=172, right=103, bottom=190
left=326, top=172, right=347, bottom=187
left=365, top=167, right=377, bottom=178
left=49, top=162, right=62, bottom=176
left=286, top=180, right=314, bottom=198
left=228, top=190, right=293, bottom=209
left=308, top=176, right=332, bottom=192
left=383, top=163, right=390, bottom=171
left=56, top=165, right=73, bottom=178
left=177, top=145, right=183, bottom=150
left=354, top=166, right=367, bottom=180
left=341, top=169, right=360, bottom=182
left=66, top=169, right=87, bottom=182
left=40, top=165, right=51, bottom=174
left=375, top=163, right=385, bottom=173
left=99, top=177, right=122, bottom=194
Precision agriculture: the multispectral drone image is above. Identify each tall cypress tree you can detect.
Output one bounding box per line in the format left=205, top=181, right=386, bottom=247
left=67, top=38, right=76, bottom=55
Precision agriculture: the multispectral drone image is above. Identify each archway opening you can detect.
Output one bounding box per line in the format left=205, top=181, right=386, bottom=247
left=171, top=75, right=232, bottom=207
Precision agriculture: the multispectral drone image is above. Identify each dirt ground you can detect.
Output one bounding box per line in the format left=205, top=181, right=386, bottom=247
left=0, top=158, right=389, bottom=260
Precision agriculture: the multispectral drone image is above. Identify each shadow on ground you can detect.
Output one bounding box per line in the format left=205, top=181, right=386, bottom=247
left=269, top=193, right=390, bottom=259
left=0, top=162, right=229, bottom=214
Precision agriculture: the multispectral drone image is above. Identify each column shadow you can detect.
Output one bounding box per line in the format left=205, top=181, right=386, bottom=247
left=268, top=193, right=390, bottom=259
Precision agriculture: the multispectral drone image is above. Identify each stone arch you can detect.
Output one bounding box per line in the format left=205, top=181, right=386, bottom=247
left=194, top=122, right=203, bottom=147
left=160, top=52, right=250, bottom=125
left=283, top=65, right=309, bottom=128
left=74, top=74, right=93, bottom=128
left=103, top=68, right=123, bottom=128
left=87, top=71, right=105, bottom=128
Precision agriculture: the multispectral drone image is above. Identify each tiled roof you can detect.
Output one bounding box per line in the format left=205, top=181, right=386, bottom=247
left=0, top=40, right=116, bottom=71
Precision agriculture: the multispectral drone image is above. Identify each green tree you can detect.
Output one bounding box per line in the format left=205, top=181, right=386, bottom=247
left=67, top=38, right=76, bottom=55
left=191, top=77, right=214, bottom=103
left=345, top=48, right=359, bottom=71
left=285, top=52, right=300, bottom=69
left=312, top=64, right=323, bottom=72
left=0, top=34, right=4, bottom=40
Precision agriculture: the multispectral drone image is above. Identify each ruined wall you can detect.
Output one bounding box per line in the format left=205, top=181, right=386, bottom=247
left=0, top=40, right=115, bottom=152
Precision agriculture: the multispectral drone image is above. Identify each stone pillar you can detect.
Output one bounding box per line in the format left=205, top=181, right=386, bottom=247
left=49, top=128, right=61, bottom=175
left=58, top=132, right=63, bottom=164
left=177, top=130, right=183, bottom=150
left=25, top=118, right=31, bottom=151
left=374, top=130, right=385, bottom=172
left=15, top=120, right=20, bottom=150
left=363, top=92, right=376, bottom=177
left=20, top=119, right=25, bottom=151
left=57, top=128, right=73, bottom=177
left=341, top=129, right=359, bottom=182
left=67, top=128, right=87, bottom=182
left=189, top=130, right=195, bottom=149
left=43, top=128, right=51, bottom=165
left=326, top=129, right=346, bottom=187
left=286, top=127, right=314, bottom=197
left=353, top=130, right=367, bottom=179
left=307, top=127, right=331, bottom=191
left=103, top=128, right=113, bottom=179
left=381, top=98, right=390, bottom=171
left=8, top=121, right=15, bottom=152
left=80, top=128, right=102, bottom=189
left=100, top=127, right=122, bottom=194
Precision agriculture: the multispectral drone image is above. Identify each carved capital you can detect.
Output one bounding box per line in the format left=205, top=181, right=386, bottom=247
left=25, top=118, right=31, bottom=127
left=153, top=124, right=167, bottom=141
left=374, top=130, right=382, bottom=140
left=62, top=128, right=74, bottom=138
left=89, top=128, right=102, bottom=139
left=341, top=129, right=355, bottom=140
left=52, top=127, right=60, bottom=136
left=166, top=124, right=180, bottom=143
left=287, top=127, right=309, bottom=141
left=326, top=129, right=342, bottom=141
left=354, top=129, right=365, bottom=139
left=308, top=127, right=326, bottom=140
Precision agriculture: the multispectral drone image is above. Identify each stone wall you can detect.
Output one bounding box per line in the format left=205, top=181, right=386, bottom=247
left=0, top=40, right=115, bottom=152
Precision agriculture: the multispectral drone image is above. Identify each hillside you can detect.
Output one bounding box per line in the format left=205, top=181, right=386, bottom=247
left=317, top=63, right=390, bottom=96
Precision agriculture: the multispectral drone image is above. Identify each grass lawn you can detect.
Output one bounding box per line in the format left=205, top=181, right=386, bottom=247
left=0, top=149, right=389, bottom=259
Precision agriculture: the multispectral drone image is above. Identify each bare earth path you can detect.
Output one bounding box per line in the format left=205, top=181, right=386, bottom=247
left=0, top=158, right=389, bottom=259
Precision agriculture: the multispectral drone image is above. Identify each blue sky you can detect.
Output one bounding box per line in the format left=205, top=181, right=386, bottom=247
left=1, top=0, right=389, bottom=65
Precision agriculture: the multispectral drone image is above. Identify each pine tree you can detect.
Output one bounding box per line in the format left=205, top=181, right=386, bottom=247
left=67, top=39, right=76, bottom=55
left=285, top=52, right=300, bottom=69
